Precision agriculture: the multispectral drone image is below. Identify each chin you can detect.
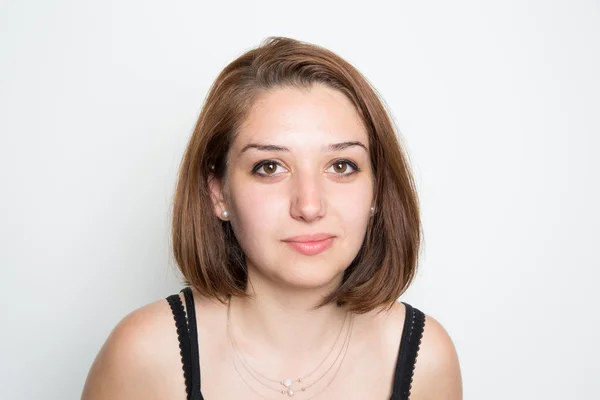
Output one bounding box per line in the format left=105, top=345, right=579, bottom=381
left=274, top=261, right=346, bottom=291
left=245, top=247, right=352, bottom=292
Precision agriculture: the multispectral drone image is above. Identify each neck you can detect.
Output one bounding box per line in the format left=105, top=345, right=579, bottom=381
left=230, top=268, right=348, bottom=357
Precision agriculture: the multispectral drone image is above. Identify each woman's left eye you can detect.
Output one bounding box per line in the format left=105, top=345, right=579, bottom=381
left=326, top=160, right=359, bottom=175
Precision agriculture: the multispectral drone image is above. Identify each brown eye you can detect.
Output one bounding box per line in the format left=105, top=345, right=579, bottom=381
left=333, top=161, right=348, bottom=173
left=253, top=160, right=285, bottom=176
left=262, top=162, right=277, bottom=174
left=326, top=159, right=359, bottom=177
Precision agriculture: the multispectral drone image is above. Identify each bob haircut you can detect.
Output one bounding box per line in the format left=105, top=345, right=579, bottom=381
left=172, top=37, right=421, bottom=313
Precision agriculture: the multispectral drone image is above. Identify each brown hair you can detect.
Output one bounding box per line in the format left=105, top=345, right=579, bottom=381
left=172, top=37, right=421, bottom=313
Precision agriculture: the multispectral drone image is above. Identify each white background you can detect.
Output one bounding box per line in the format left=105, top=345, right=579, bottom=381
left=1, top=1, right=599, bottom=399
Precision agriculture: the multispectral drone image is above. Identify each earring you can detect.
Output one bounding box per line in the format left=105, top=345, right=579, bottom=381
left=221, top=210, right=229, bottom=219
left=370, top=205, right=375, bottom=215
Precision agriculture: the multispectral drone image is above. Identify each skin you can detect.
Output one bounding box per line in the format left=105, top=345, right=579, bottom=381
left=81, top=84, right=462, bottom=399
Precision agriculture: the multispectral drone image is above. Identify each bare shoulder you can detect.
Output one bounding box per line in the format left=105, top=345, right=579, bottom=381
left=364, top=302, right=462, bottom=400
left=81, top=296, right=184, bottom=400
left=411, top=308, right=463, bottom=400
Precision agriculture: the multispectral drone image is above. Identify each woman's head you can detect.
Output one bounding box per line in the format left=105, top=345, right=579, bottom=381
left=172, top=37, right=421, bottom=313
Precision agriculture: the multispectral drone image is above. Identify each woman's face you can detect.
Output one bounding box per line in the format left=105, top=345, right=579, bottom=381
left=212, top=84, right=374, bottom=290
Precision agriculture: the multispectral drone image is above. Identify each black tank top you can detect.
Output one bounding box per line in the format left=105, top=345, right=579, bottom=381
left=166, top=287, right=425, bottom=400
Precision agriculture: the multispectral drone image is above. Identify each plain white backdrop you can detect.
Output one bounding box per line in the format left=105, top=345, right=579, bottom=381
left=1, top=0, right=599, bottom=399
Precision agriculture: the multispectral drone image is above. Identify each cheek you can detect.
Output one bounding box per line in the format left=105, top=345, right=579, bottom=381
left=228, top=180, right=287, bottom=240
left=333, top=185, right=372, bottom=213
left=330, top=185, right=373, bottom=237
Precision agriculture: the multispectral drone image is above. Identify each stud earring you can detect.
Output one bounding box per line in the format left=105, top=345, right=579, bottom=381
left=221, top=210, right=229, bottom=219
left=370, top=205, right=375, bottom=215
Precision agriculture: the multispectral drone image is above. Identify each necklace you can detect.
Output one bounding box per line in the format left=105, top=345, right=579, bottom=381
left=227, top=297, right=354, bottom=398
left=229, top=312, right=352, bottom=396
left=227, top=298, right=348, bottom=390
left=230, top=315, right=353, bottom=398
left=230, top=311, right=354, bottom=399
left=234, top=310, right=348, bottom=385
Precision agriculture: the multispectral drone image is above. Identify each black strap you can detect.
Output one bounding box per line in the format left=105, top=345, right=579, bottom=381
left=166, top=293, right=193, bottom=399
left=391, top=302, right=426, bottom=400
left=166, top=288, right=204, bottom=400
left=182, top=287, right=202, bottom=399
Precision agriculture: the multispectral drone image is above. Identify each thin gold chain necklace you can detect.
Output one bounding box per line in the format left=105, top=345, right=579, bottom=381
left=227, top=297, right=354, bottom=397
left=230, top=311, right=354, bottom=399
left=229, top=315, right=353, bottom=398
left=227, top=297, right=349, bottom=385
left=228, top=315, right=350, bottom=394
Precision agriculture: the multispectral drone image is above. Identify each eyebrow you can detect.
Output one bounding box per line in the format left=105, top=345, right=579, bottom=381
left=240, top=141, right=368, bottom=154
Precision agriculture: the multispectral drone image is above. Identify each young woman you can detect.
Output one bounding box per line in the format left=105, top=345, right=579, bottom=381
left=82, top=37, right=462, bottom=400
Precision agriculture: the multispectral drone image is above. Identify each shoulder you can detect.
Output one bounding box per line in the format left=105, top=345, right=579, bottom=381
left=364, top=302, right=462, bottom=400
left=409, top=305, right=463, bottom=400
left=81, top=295, right=185, bottom=399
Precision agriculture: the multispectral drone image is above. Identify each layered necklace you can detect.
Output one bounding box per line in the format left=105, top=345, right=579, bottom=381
left=226, top=298, right=354, bottom=399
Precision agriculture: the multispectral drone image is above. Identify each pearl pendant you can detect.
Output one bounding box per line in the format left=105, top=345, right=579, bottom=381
left=282, top=378, right=293, bottom=387
left=287, top=388, right=295, bottom=397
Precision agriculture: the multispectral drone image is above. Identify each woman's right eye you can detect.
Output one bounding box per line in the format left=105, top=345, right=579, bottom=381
left=252, top=161, right=286, bottom=176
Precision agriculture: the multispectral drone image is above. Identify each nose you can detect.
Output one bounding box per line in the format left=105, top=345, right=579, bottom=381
left=290, top=170, right=326, bottom=223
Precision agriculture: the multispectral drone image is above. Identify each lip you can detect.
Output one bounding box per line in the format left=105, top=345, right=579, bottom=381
left=282, top=233, right=335, bottom=256
left=283, top=233, right=334, bottom=242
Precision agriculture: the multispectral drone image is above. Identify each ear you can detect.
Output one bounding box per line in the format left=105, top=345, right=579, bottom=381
left=207, top=173, right=229, bottom=221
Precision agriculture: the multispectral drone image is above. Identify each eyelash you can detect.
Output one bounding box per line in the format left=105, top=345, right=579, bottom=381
left=251, top=159, right=360, bottom=178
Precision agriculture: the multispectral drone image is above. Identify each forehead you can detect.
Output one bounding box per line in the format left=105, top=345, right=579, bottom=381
left=234, top=84, right=368, bottom=151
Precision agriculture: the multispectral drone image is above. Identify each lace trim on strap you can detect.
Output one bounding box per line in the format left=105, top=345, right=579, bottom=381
left=400, top=303, right=425, bottom=399
left=182, top=287, right=202, bottom=398
left=166, top=293, right=192, bottom=399
left=390, top=303, right=426, bottom=400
